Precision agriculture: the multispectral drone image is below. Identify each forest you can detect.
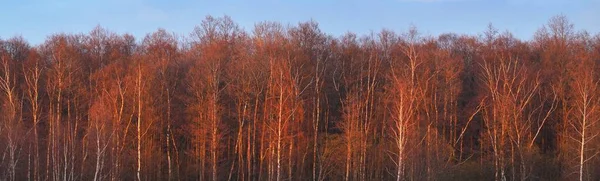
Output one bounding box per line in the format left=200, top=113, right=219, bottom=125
left=0, top=15, right=599, bottom=181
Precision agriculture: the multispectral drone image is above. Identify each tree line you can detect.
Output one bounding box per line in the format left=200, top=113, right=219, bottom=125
left=1, top=15, right=599, bottom=181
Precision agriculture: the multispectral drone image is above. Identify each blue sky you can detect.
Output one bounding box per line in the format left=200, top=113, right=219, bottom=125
left=1, top=0, right=598, bottom=45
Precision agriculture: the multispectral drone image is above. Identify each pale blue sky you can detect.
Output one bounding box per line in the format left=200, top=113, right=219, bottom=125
left=1, top=0, right=598, bottom=45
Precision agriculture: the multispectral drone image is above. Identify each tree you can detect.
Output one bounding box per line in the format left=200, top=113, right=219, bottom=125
left=187, top=15, right=242, bottom=181
left=477, top=30, right=554, bottom=180
left=563, top=34, right=600, bottom=181
left=41, top=34, right=86, bottom=181
left=22, top=43, right=43, bottom=181
left=0, top=37, right=27, bottom=181
left=0, top=14, right=598, bottom=181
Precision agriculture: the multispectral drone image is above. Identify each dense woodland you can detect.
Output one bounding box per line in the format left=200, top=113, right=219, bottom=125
left=1, top=15, right=600, bottom=181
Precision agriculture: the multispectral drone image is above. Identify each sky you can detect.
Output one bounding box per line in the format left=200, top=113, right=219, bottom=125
left=1, top=0, right=599, bottom=45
